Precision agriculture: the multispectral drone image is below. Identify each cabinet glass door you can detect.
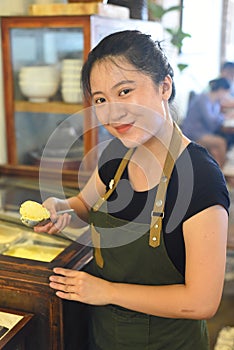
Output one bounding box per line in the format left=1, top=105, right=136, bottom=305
left=10, top=26, right=84, bottom=169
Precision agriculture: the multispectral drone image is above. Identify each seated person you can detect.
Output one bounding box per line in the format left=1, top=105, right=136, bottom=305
left=220, top=61, right=234, bottom=95
left=182, top=77, right=231, bottom=168
left=219, top=61, right=234, bottom=109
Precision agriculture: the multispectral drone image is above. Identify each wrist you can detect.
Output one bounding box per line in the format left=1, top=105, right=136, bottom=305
left=107, top=282, right=119, bottom=305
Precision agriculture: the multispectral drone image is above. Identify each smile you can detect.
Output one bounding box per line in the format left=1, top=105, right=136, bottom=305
left=113, top=123, right=134, bottom=134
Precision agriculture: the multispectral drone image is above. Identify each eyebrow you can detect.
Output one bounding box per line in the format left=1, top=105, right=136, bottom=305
left=91, top=80, right=136, bottom=98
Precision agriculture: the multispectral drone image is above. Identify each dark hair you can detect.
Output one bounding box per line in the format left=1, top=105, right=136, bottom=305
left=81, top=30, right=176, bottom=103
left=220, top=61, right=234, bottom=71
left=208, top=77, right=230, bottom=91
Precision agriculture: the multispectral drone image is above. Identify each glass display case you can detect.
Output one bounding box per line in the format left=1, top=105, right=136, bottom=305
left=0, top=174, right=92, bottom=349
left=0, top=221, right=92, bottom=349
left=0, top=15, right=162, bottom=185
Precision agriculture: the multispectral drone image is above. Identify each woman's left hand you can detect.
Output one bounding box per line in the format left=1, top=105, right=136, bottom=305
left=49, top=267, right=113, bottom=305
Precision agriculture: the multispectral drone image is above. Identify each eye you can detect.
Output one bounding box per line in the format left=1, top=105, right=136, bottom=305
left=119, top=88, right=131, bottom=96
left=94, top=97, right=106, bottom=104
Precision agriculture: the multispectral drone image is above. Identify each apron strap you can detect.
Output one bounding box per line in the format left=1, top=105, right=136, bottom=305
left=149, top=122, right=182, bottom=247
left=91, top=147, right=135, bottom=268
left=93, top=147, right=135, bottom=212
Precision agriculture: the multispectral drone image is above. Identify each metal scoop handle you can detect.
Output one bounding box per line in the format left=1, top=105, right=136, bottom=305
left=21, top=209, right=74, bottom=227
left=35, top=209, right=75, bottom=226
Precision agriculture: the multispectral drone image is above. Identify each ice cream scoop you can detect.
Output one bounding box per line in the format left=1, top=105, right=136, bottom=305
left=21, top=209, right=74, bottom=228
left=19, top=200, right=74, bottom=228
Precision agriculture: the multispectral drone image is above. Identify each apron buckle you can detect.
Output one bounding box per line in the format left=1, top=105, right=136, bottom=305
left=151, top=211, right=164, bottom=218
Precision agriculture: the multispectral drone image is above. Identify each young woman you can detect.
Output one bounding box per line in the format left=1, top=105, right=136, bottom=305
left=34, top=30, right=229, bottom=350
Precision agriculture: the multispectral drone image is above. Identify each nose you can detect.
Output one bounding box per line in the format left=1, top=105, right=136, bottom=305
left=108, top=102, right=128, bottom=124
left=95, top=102, right=128, bottom=126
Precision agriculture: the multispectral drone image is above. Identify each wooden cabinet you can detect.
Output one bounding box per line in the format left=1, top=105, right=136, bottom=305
left=0, top=221, right=92, bottom=350
left=0, top=173, right=92, bottom=349
left=0, top=15, right=162, bottom=187
left=1, top=15, right=93, bottom=187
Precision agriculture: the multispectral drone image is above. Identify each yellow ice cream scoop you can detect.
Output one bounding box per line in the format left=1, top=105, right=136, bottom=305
left=20, top=200, right=50, bottom=222
left=19, top=200, right=74, bottom=227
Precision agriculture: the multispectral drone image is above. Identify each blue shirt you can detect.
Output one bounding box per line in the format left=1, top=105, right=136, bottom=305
left=182, top=93, right=225, bottom=141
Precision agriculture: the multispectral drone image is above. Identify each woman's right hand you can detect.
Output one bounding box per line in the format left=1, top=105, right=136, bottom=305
left=34, top=197, right=72, bottom=235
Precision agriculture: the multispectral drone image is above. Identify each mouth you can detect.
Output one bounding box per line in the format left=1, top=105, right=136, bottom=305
left=113, top=123, right=134, bottom=134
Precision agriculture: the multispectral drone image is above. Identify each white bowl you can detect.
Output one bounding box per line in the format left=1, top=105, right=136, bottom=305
left=61, top=88, right=83, bottom=104
left=61, top=67, right=82, bottom=76
left=61, top=81, right=81, bottom=89
left=19, top=65, right=59, bottom=85
left=61, top=72, right=81, bottom=81
left=19, top=81, right=59, bottom=103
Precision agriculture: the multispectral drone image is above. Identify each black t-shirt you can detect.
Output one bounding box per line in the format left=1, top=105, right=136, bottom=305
left=98, top=138, right=230, bottom=276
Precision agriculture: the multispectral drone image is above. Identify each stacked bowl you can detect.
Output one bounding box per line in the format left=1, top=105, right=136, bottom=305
left=61, top=59, right=83, bottom=104
left=19, top=65, right=60, bottom=103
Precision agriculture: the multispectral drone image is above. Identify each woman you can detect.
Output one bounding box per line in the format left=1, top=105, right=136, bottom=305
left=35, top=31, right=229, bottom=349
left=182, top=77, right=231, bottom=167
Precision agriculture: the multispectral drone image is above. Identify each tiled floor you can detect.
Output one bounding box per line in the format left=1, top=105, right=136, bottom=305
left=208, top=280, right=234, bottom=349
left=207, top=184, right=234, bottom=349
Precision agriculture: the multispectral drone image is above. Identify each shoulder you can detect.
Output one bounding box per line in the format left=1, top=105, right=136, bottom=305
left=182, top=142, right=224, bottom=179
left=164, top=141, right=229, bottom=234
left=178, top=142, right=230, bottom=218
left=189, top=93, right=208, bottom=108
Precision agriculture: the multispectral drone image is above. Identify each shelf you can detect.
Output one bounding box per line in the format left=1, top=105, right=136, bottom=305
left=0, top=164, right=91, bottom=189
left=15, top=101, right=84, bottom=115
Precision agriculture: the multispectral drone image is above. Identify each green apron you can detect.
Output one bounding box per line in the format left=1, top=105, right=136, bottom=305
left=88, top=123, right=209, bottom=350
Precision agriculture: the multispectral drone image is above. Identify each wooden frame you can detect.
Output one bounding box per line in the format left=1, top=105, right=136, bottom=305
left=0, top=308, right=34, bottom=350
left=1, top=15, right=96, bottom=183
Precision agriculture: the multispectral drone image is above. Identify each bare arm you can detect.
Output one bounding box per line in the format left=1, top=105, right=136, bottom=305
left=49, top=205, right=228, bottom=320
left=107, top=205, right=228, bottom=319
left=34, top=167, right=106, bottom=233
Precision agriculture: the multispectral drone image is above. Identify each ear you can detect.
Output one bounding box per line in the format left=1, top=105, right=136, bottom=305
left=161, top=75, right=173, bottom=100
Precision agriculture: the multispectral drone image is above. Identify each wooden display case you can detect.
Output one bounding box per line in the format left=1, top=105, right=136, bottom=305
left=0, top=173, right=92, bottom=349
left=0, top=15, right=94, bottom=186
left=0, top=15, right=162, bottom=187
left=0, top=220, right=92, bottom=350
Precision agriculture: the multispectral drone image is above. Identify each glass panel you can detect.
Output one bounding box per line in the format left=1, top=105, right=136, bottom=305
left=11, top=27, right=84, bottom=99
left=0, top=226, right=70, bottom=262
left=15, top=112, right=84, bottom=166
left=10, top=27, right=84, bottom=166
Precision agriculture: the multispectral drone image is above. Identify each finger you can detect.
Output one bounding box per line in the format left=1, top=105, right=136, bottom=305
left=34, top=221, right=54, bottom=233
left=49, top=280, right=77, bottom=292
left=52, top=267, right=80, bottom=277
left=42, top=203, right=57, bottom=217
left=52, top=214, right=71, bottom=231
left=55, top=290, right=81, bottom=302
left=49, top=274, right=75, bottom=286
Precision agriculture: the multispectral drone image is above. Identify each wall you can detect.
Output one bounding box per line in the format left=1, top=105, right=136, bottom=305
left=161, top=0, right=223, bottom=118
left=0, top=0, right=225, bottom=163
left=0, top=0, right=33, bottom=164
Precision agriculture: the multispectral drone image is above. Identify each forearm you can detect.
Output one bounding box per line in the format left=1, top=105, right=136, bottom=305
left=108, top=282, right=221, bottom=320
left=67, top=195, right=90, bottom=222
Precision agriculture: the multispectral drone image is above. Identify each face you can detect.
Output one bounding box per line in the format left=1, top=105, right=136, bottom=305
left=90, top=58, right=172, bottom=148
left=217, top=89, right=230, bottom=101
left=222, top=69, right=234, bottom=82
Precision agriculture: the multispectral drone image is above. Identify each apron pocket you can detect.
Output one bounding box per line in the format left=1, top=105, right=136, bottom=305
left=112, top=306, right=150, bottom=349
